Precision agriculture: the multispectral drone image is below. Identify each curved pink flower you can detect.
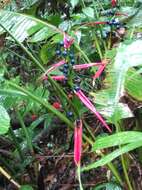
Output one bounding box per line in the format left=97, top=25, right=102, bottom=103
left=63, top=33, right=74, bottom=49
left=75, top=90, right=111, bottom=132
left=42, top=75, right=66, bottom=81
left=74, top=119, right=83, bottom=166
left=92, top=60, right=107, bottom=79
left=46, top=60, right=66, bottom=74
left=73, top=62, right=102, bottom=70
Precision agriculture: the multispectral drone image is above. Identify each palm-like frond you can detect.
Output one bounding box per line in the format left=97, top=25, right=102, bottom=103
left=0, top=10, right=62, bottom=42
left=91, top=40, right=142, bottom=123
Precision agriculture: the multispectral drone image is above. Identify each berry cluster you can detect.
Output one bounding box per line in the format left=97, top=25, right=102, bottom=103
left=56, top=41, right=75, bottom=79
left=55, top=40, right=81, bottom=118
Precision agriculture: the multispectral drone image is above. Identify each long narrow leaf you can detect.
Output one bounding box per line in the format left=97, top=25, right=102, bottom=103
left=82, top=141, right=142, bottom=171
left=93, top=131, right=142, bottom=150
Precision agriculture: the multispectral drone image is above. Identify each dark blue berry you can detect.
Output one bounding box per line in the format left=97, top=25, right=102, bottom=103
left=64, top=64, right=69, bottom=69
left=62, top=50, right=68, bottom=57
left=59, top=41, right=64, bottom=46
left=56, top=50, right=61, bottom=56
left=63, top=68, right=68, bottom=74
left=74, top=86, right=80, bottom=92
left=71, top=59, right=75, bottom=65
left=67, top=111, right=73, bottom=117
left=69, top=53, right=74, bottom=59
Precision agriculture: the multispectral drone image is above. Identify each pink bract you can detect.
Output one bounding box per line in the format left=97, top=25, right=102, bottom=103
left=63, top=33, right=74, bottom=49
left=74, top=119, right=83, bottom=166
left=75, top=90, right=111, bottom=132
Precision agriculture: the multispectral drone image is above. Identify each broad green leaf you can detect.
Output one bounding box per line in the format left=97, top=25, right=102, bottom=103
left=20, top=185, right=33, bottom=190
left=128, top=7, right=142, bottom=27
left=125, top=69, right=142, bottom=101
left=0, top=89, right=27, bottom=97
left=91, top=40, right=142, bottom=123
left=0, top=105, right=10, bottom=135
left=94, top=183, right=122, bottom=190
left=70, top=0, right=79, bottom=8
left=82, top=141, right=142, bottom=171
left=93, top=131, right=142, bottom=150
left=0, top=10, right=61, bottom=42
left=82, top=7, right=94, bottom=18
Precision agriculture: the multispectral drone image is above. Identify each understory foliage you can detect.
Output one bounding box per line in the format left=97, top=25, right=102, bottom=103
left=0, top=0, right=142, bottom=189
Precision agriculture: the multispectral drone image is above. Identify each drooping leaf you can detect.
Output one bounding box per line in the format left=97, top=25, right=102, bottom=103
left=0, top=105, right=10, bottom=135
left=20, top=185, right=33, bottom=190
left=91, top=40, right=142, bottom=123
left=82, top=140, right=142, bottom=171
left=70, top=0, right=79, bottom=8
left=125, top=68, right=142, bottom=101
left=82, top=7, right=94, bottom=18
left=93, top=131, right=142, bottom=150
left=0, top=10, right=61, bottom=42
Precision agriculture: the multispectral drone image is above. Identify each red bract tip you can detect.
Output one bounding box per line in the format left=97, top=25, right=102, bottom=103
left=52, top=102, right=61, bottom=109
left=31, top=114, right=37, bottom=121
left=92, top=60, right=107, bottom=79
left=63, top=33, right=74, bottom=49
left=51, top=75, right=66, bottom=81
left=46, top=60, right=66, bottom=74
left=73, top=62, right=102, bottom=70
left=111, top=0, right=117, bottom=7
left=115, top=12, right=128, bottom=17
left=74, top=119, right=83, bottom=166
left=75, top=90, right=112, bottom=132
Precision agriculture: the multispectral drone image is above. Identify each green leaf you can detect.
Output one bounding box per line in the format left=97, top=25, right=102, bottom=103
left=70, top=0, right=79, bottom=8
left=82, top=141, right=142, bottom=171
left=0, top=105, right=10, bottom=135
left=0, top=10, right=61, bottom=42
left=93, top=131, right=142, bottom=150
left=82, top=7, right=94, bottom=18
left=20, top=185, right=33, bottom=190
left=91, top=40, right=142, bottom=123
left=125, top=68, right=142, bottom=101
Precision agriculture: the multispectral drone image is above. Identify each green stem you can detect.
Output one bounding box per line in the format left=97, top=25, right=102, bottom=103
left=115, top=122, right=133, bottom=189
left=9, top=81, right=73, bottom=128
left=0, top=23, right=45, bottom=72
left=94, top=33, right=103, bottom=60
left=121, top=155, right=133, bottom=190
left=9, top=127, right=24, bottom=161
left=17, top=111, right=34, bottom=153
left=81, top=0, right=86, bottom=8
left=77, top=165, right=84, bottom=190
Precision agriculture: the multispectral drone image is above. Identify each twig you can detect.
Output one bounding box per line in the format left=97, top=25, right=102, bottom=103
left=0, top=166, right=21, bottom=189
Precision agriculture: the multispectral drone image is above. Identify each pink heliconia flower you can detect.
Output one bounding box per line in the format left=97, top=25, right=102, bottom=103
left=115, top=12, right=128, bottom=17
left=111, top=0, right=117, bottom=7
left=75, top=90, right=112, bottom=132
left=92, top=60, right=107, bottom=79
left=63, top=33, right=74, bottom=49
left=94, top=21, right=107, bottom=25
left=74, top=119, right=83, bottom=166
left=51, top=75, right=66, bottom=81
left=46, top=60, right=66, bottom=74
left=73, top=62, right=102, bottom=70
left=42, top=75, right=66, bottom=81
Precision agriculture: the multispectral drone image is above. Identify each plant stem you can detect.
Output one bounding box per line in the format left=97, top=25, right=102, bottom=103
left=9, top=127, right=24, bottom=161
left=0, top=23, right=45, bottom=72
left=17, top=111, right=34, bottom=153
left=121, top=155, right=133, bottom=190
left=93, top=33, right=103, bottom=60
left=115, top=122, right=133, bottom=189
left=77, top=165, right=83, bottom=190
left=0, top=166, right=21, bottom=189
